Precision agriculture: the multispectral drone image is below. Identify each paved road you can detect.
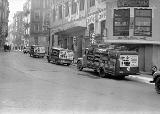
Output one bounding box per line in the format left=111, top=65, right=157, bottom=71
left=0, top=52, right=159, bottom=114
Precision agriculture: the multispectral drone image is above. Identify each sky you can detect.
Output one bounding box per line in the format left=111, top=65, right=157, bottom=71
left=8, top=0, right=26, bottom=25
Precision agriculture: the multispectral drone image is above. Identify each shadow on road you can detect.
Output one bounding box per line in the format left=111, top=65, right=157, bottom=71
left=77, top=69, right=133, bottom=82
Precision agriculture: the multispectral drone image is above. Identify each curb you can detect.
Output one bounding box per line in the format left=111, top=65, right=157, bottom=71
left=129, top=75, right=153, bottom=84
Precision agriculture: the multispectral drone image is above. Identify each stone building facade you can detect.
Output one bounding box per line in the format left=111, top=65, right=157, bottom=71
left=12, top=11, right=25, bottom=50
left=23, top=0, right=51, bottom=48
left=104, top=0, right=160, bottom=72
left=50, top=0, right=107, bottom=59
left=0, top=0, right=9, bottom=51
left=50, top=0, right=160, bottom=72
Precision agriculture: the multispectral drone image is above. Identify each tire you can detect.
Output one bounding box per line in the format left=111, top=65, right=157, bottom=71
left=118, top=75, right=126, bottom=80
left=77, top=61, right=83, bottom=71
left=99, top=68, right=106, bottom=78
left=155, top=76, right=160, bottom=94
left=47, top=58, right=50, bottom=63
left=66, top=63, right=70, bottom=66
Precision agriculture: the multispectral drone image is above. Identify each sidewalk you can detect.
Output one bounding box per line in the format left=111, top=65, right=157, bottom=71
left=129, top=73, right=153, bottom=84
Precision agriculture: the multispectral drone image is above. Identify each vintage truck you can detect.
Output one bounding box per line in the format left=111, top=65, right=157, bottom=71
left=29, top=45, right=46, bottom=58
left=47, top=47, right=74, bottom=66
left=77, top=44, right=139, bottom=79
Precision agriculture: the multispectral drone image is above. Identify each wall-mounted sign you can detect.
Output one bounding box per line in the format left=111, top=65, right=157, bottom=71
left=117, top=0, right=149, bottom=7
left=98, top=11, right=106, bottom=22
left=87, top=14, right=95, bottom=25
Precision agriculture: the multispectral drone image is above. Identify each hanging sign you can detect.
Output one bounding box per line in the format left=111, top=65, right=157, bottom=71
left=117, top=0, right=149, bottom=7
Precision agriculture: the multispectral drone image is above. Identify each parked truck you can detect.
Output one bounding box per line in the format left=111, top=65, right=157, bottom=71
left=77, top=44, right=139, bottom=79
left=47, top=47, right=74, bottom=66
left=29, top=45, right=45, bottom=58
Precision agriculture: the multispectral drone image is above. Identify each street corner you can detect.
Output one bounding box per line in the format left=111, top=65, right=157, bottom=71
left=128, top=74, right=154, bottom=84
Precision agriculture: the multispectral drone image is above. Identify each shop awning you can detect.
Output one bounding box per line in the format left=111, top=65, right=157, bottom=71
left=105, top=39, right=160, bottom=45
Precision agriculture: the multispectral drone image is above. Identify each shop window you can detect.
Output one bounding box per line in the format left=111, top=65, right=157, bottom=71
left=72, top=0, right=77, bottom=14
left=113, top=9, right=130, bottom=36
left=89, top=0, right=95, bottom=7
left=65, top=2, right=69, bottom=17
left=59, top=5, right=62, bottom=19
left=79, top=0, right=85, bottom=11
left=134, top=9, right=152, bottom=36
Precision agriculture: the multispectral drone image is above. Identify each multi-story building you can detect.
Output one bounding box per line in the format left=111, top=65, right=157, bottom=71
left=23, top=0, right=51, bottom=49
left=12, top=11, right=25, bottom=50
left=50, top=0, right=160, bottom=73
left=6, top=23, right=14, bottom=49
left=104, top=0, right=160, bottom=72
left=0, top=0, right=9, bottom=51
left=50, top=0, right=107, bottom=61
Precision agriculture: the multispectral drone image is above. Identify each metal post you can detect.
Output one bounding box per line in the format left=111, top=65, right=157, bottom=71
left=48, top=27, right=50, bottom=55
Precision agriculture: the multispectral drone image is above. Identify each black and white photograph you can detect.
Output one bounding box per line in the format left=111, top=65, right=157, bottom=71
left=0, top=0, right=160, bottom=114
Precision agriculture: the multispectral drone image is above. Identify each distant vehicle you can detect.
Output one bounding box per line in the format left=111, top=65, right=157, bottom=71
left=150, top=66, right=160, bottom=94
left=29, top=45, right=45, bottom=58
left=77, top=44, right=139, bottom=79
left=23, top=46, right=30, bottom=54
left=47, top=47, right=74, bottom=66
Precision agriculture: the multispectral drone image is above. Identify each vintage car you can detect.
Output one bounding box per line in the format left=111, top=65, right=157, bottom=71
left=29, top=45, right=45, bottom=58
left=47, top=47, right=74, bottom=66
left=77, top=44, right=139, bottom=79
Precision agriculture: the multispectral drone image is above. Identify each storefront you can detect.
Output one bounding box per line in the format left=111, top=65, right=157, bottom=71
left=105, top=0, right=160, bottom=72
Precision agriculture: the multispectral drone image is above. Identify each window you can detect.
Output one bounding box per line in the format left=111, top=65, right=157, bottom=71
left=65, top=2, right=69, bottom=17
left=34, top=24, right=39, bottom=32
left=113, top=9, right=130, bottom=36
left=90, top=0, right=95, bottom=7
left=34, top=11, right=40, bottom=20
left=53, top=8, right=56, bottom=22
left=134, top=9, right=152, bottom=36
left=79, top=0, right=85, bottom=11
left=72, top=0, right=77, bottom=14
left=59, top=5, right=62, bottom=19
left=101, top=20, right=106, bottom=37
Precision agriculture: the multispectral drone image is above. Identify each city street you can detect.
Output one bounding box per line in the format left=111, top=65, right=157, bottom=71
left=0, top=52, right=160, bottom=114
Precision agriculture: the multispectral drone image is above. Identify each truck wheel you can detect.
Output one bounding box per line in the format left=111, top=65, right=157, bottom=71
left=47, top=58, right=50, bottom=63
left=155, top=76, right=160, bottom=94
left=99, top=68, right=106, bottom=78
left=66, top=63, right=70, bottom=66
left=119, top=75, right=126, bottom=80
left=77, top=61, right=83, bottom=71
